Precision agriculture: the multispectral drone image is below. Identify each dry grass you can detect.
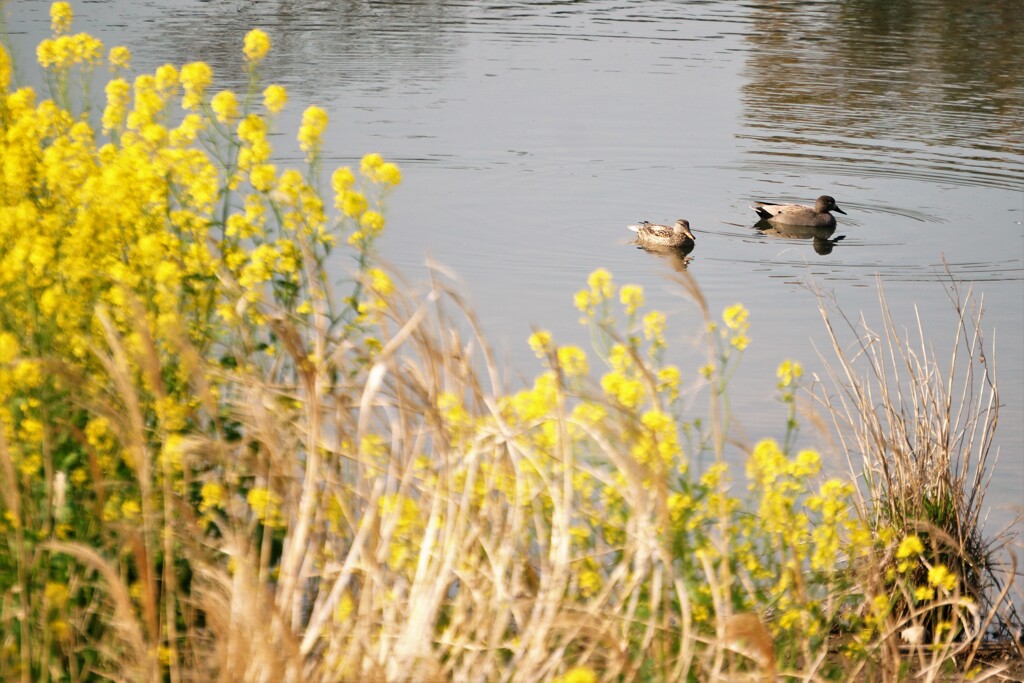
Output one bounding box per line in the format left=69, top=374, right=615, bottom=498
left=4, top=263, right=1021, bottom=681
left=810, top=272, right=1023, bottom=678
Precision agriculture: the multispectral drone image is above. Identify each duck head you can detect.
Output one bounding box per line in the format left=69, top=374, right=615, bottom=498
left=673, top=219, right=696, bottom=241
left=816, top=196, right=846, bottom=215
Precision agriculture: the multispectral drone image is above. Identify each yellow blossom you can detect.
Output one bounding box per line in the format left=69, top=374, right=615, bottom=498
left=340, top=191, right=368, bottom=218
left=730, top=334, right=749, bottom=351
left=552, top=666, right=598, bottom=683
left=263, top=84, right=287, bottom=114
left=360, top=152, right=384, bottom=176
left=332, top=167, right=356, bottom=193
left=51, top=2, right=74, bottom=34
left=243, top=29, right=271, bottom=63
left=528, top=330, right=552, bottom=358
left=154, top=64, right=179, bottom=96
left=210, top=90, right=240, bottom=124
left=0, top=332, right=19, bottom=364
left=180, top=61, right=213, bottom=110
left=377, top=162, right=402, bottom=186
left=359, top=210, right=385, bottom=235
left=777, top=359, right=803, bottom=388
left=298, top=105, right=329, bottom=156
left=556, top=345, right=589, bottom=377
left=366, top=268, right=394, bottom=297
left=619, top=284, right=644, bottom=316
left=573, top=289, right=592, bottom=315
left=642, top=310, right=666, bottom=343
left=108, top=45, right=131, bottom=70
left=249, top=164, right=277, bottom=193
left=928, top=564, right=958, bottom=592
left=723, top=303, right=749, bottom=330
left=896, top=535, right=925, bottom=559
left=587, top=268, right=614, bottom=301
left=199, top=481, right=226, bottom=514
left=0, top=45, right=10, bottom=89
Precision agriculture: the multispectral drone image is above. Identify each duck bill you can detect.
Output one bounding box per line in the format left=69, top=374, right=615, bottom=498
left=834, top=206, right=847, bottom=215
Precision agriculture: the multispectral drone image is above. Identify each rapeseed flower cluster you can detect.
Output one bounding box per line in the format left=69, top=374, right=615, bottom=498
left=1, top=4, right=407, bottom=671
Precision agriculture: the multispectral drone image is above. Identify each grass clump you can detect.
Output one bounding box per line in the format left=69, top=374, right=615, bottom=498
left=1, top=3, right=1020, bottom=681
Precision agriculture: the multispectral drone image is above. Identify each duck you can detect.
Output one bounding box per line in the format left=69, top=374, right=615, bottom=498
left=627, top=219, right=696, bottom=250
left=751, top=195, right=846, bottom=228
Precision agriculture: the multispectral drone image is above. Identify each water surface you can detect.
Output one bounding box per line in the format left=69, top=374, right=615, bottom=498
left=6, top=0, right=1022, bottom=532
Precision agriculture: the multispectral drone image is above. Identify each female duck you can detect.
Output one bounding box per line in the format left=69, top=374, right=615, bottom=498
left=751, top=195, right=846, bottom=228
left=627, top=219, right=696, bottom=249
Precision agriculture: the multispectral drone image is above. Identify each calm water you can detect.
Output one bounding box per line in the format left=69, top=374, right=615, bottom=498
left=6, top=0, right=1023, bottom=532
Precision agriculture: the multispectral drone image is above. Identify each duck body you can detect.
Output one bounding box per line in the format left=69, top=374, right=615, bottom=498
left=751, top=195, right=846, bottom=228
left=627, top=219, right=696, bottom=250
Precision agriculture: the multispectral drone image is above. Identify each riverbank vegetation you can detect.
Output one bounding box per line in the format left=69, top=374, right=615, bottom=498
left=1, top=4, right=1020, bottom=680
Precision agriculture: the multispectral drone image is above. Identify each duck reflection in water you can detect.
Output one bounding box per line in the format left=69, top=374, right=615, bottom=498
left=753, top=221, right=845, bottom=255
left=627, top=219, right=696, bottom=270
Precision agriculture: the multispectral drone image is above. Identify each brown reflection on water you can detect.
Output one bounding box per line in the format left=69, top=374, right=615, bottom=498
left=740, top=0, right=1024, bottom=190
left=632, top=242, right=696, bottom=272
left=753, top=222, right=846, bottom=256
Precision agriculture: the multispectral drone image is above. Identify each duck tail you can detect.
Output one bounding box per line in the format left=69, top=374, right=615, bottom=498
left=751, top=204, right=773, bottom=220
left=626, top=222, right=645, bottom=232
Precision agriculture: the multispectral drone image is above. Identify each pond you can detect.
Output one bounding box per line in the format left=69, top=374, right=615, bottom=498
left=6, top=0, right=1022, bottom=534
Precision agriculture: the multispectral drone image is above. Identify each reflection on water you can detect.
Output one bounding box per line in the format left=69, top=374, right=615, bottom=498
left=754, top=222, right=846, bottom=256
left=739, top=0, right=1024, bottom=193
left=632, top=242, right=696, bottom=272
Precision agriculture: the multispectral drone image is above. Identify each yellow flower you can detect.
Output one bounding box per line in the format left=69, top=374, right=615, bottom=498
left=339, top=190, right=368, bottom=218
left=0, top=45, right=10, bottom=89
left=263, top=84, right=287, bottom=114
left=360, top=152, right=384, bottom=175
left=367, top=268, right=394, bottom=297
left=642, top=310, right=665, bottom=343
left=730, top=334, right=749, bottom=351
left=587, top=268, right=614, bottom=301
left=247, top=487, right=285, bottom=528
left=573, top=289, right=592, bottom=316
left=108, top=45, right=131, bottom=70
left=777, top=359, right=803, bottom=388
left=199, top=481, right=226, bottom=513
left=528, top=330, right=552, bottom=358
left=556, top=345, right=589, bottom=377
left=552, top=666, right=597, bottom=683
left=723, top=303, right=749, bottom=330
left=0, top=332, right=19, bottom=364
left=298, top=105, right=329, bottom=156
left=619, top=284, right=644, bottom=316
left=210, top=90, right=240, bottom=124
left=180, top=61, right=213, bottom=110
left=249, top=164, right=277, bottom=193
left=359, top=210, right=385, bottom=235
left=927, top=564, right=958, bottom=592
left=45, top=582, right=70, bottom=608
left=243, top=29, right=271, bottom=63
left=50, top=2, right=74, bottom=34
left=332, top=167, right=356, bottom=193
left=657, top=365, right=681, bottom=400
left=896, top=534, right=925, bottom=559
left=121, top=498, right=142, bottom=521
left=377, top=161, right=402, bottom=186
left=154, top=64, right=179, bottom=96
